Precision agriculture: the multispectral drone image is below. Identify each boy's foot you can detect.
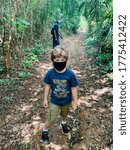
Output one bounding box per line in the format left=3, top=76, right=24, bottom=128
left=40, top=131, right=50, bottom=144
left=60, top=123, right=70, bottom=135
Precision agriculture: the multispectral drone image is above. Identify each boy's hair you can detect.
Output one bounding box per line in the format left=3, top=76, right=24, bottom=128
left=51, top=46, right=69, bottom=61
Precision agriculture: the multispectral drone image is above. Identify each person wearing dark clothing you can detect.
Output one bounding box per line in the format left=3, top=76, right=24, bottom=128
left=51, top=18, right=62, bottom=48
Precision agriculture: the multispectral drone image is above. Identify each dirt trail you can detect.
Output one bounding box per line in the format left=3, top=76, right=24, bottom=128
left=0, top=31, right=113, bottom=150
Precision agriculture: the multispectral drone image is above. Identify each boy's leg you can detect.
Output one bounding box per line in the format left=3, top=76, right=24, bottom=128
left=41, top=103, right=59, bottom=144
left=48, top=102, right=59, bottom=123
left=60, top=103, right=71, bottom=135
left=60, top=103, right=71, bottom=120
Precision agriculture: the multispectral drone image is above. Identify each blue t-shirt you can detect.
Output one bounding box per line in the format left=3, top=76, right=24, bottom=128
left=43, top=68, right=78, bottom=106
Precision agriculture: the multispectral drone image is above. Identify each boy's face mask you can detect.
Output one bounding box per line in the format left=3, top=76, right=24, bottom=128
left=53, top=61, right=66, bottom=71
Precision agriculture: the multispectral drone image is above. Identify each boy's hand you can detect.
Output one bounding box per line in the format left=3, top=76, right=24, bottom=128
left=72, top=101, right=78, bottom=111
left=43, top=100, right=49, bottom=108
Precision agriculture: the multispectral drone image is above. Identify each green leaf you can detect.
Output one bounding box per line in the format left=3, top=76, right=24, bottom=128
left=18, top=72, right=27, bottom=78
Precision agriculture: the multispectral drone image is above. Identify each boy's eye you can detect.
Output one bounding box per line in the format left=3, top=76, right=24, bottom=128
left=54, top=59, right=59, bottom=62
left=54, top=58, right=66, bottom=62
left=61, top=59, right=66, bottom=61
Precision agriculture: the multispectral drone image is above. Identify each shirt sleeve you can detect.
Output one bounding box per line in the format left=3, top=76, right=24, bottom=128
left=70, top=71, right=79, bottom=87
left=43, top=70, right=51, bottom=85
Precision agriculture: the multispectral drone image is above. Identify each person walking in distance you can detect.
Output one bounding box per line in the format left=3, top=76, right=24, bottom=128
left=51, top=18, right=63, bottom=49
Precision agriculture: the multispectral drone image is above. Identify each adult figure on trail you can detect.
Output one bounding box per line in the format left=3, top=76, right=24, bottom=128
left=51, top=18, right=63, bottom=49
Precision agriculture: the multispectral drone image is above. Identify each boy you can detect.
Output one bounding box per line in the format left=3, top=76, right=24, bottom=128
left=42, top=46, right=78, bottom=144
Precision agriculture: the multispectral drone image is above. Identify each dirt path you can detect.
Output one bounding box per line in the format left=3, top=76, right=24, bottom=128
left=0, top=31, right=113, bottom=150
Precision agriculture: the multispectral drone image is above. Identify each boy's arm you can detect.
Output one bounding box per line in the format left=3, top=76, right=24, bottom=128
left=71, top=87, right=78, bottom=110
left=43, top=84, right=50, bottom=108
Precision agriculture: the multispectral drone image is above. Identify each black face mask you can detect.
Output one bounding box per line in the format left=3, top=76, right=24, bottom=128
left=53, top=61, right=66, bottom=71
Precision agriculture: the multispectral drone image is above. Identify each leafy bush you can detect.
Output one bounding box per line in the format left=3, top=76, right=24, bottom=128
left=85, top=38, right=99, bottom=48
left=12, top=17, right=30, bottom=33
left=83, top=0, right=113, bottom=73
left=61, top=16, right=80, bottom=34
left=22, top=53, right=38, bottom=68
left=87, top=49, right=98, bottom=57
left=97, top=53, right=112, bottom=64
left=31, top=43, right=43, bottom=55
left=86, top=48, right=113, bottom=72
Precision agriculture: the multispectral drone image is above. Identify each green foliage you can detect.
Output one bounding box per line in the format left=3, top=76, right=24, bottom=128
left=22, top=41, right=47, bottom=68
left=12, top=17, right=31, bottom=32
left=62, top=15, right=80, bottom=34
left=18, top=71, right=32, bottom=79
left=97, top=53, right=113, bottom=72
left=31, top=43, right=43, bottom=55
left=1, top=78, right=19, bottom=91
left=22, top=53, right=38, bottom=68
left=87, top=49, right=98, bottom=57
left=43, top=41, right=50, bottom=48
left=47, top=0, right=81, bottom=34
left=87, top=49, right=113, bottom=72
left=85, top=38, right=99, bottom=48
left=97, top=53, right=112, bottom=64
left=82, top=0, right=113, bottom=72
left=102, top=60, right=113, bottom=72
left=18, top=71, right=27, bottom=78
left=0, top=78, right=10, bottom=84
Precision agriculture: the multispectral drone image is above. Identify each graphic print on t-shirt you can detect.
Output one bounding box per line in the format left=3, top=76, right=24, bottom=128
left=53, top=79, right=70, bottom=98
